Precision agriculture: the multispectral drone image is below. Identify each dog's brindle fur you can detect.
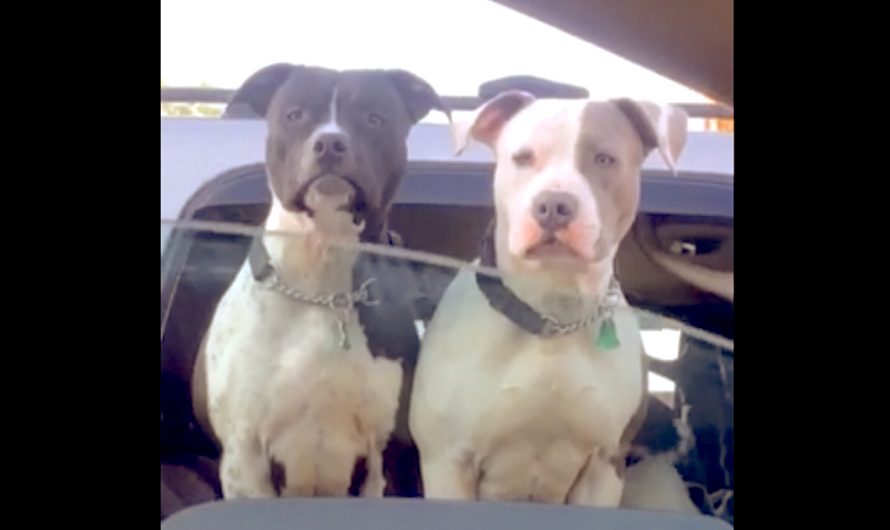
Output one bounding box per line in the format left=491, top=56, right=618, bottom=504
left=191, top=64, right=445, bottom=501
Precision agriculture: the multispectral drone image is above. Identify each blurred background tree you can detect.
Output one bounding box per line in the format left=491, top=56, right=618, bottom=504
left=161, top=79, right=225, bottom=118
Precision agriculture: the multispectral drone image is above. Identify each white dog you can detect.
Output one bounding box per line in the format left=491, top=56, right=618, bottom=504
left=409, top=91, right=687, bottom=506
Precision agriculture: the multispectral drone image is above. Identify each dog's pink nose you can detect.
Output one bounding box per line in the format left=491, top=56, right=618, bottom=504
left=532, top=191, right=578, bottom=232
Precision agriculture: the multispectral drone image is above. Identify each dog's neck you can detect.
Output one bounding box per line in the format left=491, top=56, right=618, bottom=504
left=260, top=199, right=360, bottom=296
left=492, top=219, right=616, bottom=323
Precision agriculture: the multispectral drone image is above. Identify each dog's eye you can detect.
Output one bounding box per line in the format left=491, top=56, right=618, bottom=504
left=594, top=153, right=616, bottom=167
left=285, top=108, right=305, bottom=122
left=367, top=113, right=385, bottom=127
left=512, top=148, right=535, bottom=167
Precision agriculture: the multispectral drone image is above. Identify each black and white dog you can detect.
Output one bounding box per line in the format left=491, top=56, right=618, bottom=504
left=191, top=64, right=447, bottom=499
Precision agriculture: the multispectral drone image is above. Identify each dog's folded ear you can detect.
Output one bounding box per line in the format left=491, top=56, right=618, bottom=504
left=452, top=90, right=536, bottom=156
left=226, top=63, right=296, bottom=119
left=386, top=70, right=451, bottom=125
left=612, top=99, right=688, bottom=175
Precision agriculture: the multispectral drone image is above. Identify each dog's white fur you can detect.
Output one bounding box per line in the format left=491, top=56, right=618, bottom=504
left=621, top=453, right=700, bottom=514
left=410, top=272, right=644, bottom=504
left=410, top=94, right=686, bottom=506
left=622, top=404, right=702, bottom=514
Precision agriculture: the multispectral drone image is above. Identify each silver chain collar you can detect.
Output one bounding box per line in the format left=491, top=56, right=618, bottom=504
left=257, top=272, right=380, bottom=350
left=539, top=279, right=623, bottom=337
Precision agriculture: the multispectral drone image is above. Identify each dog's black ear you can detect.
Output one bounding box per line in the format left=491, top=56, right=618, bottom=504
left=385, top=70, right=450, bottom=124
left=226, top=63, right=295, bottom=119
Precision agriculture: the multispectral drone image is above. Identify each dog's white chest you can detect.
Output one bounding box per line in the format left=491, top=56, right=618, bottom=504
left=204, top=265, right=404, bottom=498
left=206, top=267, right=356, bottom=403
left=410, top=271, right=644, bottom=502
left=489, top=335, right=641, bottom=441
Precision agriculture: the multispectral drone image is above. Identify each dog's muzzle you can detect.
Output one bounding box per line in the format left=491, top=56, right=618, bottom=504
left=291, top=174, right=387, bottom=239
left=293, top=174, right=361, bottom=213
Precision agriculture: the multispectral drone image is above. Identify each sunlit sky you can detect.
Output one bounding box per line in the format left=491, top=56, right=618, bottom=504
left=161, top=0, right=712, bottom=104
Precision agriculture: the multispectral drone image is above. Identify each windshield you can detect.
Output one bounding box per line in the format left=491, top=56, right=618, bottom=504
left=161, top=220, right=733, bottom=524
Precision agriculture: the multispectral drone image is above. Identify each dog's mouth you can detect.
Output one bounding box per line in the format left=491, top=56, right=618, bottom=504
left=292, top=174, right=371, bottom=228
left=524, top=233, right=584, bottom=260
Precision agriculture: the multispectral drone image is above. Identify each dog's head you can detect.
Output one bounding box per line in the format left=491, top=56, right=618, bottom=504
left=454, top=91, right=687, bottom=275
left=229, top=64, right=447, bottom=241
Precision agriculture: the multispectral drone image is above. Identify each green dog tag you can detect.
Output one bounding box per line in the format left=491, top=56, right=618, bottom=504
left=596, top=316, right=620, bottom=350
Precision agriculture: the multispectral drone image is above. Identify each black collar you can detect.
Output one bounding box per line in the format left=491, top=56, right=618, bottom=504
left=474, top=221, right=617, bottom=338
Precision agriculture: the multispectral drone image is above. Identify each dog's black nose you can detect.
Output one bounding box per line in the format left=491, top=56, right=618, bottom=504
left=532, top=191, right=578, bottom=232
left=313, top=132, right=349, bottom=160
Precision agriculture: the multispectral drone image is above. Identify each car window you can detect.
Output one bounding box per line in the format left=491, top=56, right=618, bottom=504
left=161, top=220, right=733, bottom=524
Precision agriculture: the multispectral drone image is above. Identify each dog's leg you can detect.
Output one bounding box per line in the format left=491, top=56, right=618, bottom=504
left=219, top=444, right=277, bottom=499
left=565, top=451, right=625, bottom=507
left=420, top=456, right=478, bottom=500
left=361, top=439, right=386, bottom=498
